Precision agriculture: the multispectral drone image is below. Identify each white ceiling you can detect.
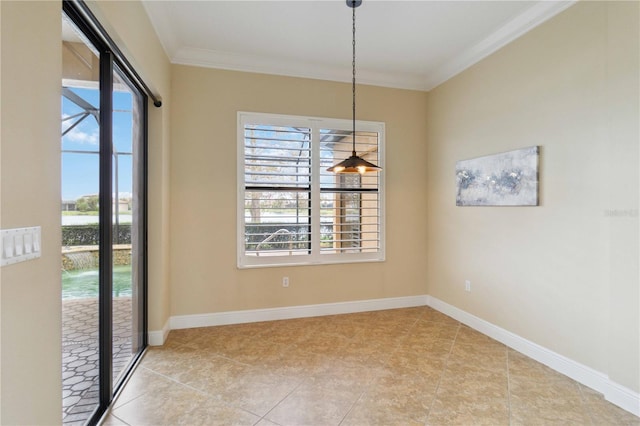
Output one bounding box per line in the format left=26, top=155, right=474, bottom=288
left=142, top=0, right=575, bottom=91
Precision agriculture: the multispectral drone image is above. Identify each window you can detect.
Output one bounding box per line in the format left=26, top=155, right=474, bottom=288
left=237, top=112, right=385, bottom=268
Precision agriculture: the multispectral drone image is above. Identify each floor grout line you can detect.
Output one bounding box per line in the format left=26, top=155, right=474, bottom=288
left=256, top=378, right=305, bottom=425
left=337, top=389, right=367, bottom=426
left=424, top=321, right=462, bottom=425
left=506, top=346, right=513, bottom=426
left=576, top=382, right=596, bottom=425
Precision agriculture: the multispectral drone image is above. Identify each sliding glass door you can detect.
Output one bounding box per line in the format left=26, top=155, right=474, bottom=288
left=62, top=3, right=147, bottom=424
left=111, top=66, right=145, bottom=388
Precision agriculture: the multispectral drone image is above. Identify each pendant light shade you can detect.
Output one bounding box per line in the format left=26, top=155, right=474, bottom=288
left=328, top=0, right=381, bottom=174
left=326, top=153, right=381, bottom=174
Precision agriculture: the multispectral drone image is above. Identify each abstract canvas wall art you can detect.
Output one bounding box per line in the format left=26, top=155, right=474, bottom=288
left=456, top=146, right=539, bottom=206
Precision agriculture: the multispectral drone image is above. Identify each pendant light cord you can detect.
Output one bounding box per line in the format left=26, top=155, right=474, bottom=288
left=352, top=2, right=357, bottom=156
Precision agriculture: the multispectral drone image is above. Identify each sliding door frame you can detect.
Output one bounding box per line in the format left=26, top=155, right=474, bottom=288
left=97, top=48, right=115, bottom=410
left=63, top=1, right=155, bottom=424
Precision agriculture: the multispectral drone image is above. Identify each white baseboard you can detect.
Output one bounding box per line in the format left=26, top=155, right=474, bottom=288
left=147, top=295, right=428, bottom=344
left=169, top=294, right=429, bottom=330
left=148, top=319, right=170, bottom=346
left=602, top=380, right=640, bottom=418
left=427, top=296, right=640, bottom=417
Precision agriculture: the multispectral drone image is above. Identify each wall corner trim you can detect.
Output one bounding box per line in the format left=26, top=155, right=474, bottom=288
left=427, top=296, right=640, bottom=417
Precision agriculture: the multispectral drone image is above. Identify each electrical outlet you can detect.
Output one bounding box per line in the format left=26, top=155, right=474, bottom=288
left=465, top=280, right=471, bottom=292
left=282, top=277, right=290, bottom=288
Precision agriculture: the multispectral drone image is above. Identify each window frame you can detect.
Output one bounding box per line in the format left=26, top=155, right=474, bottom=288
left=237, top=111, right=385, bottom=269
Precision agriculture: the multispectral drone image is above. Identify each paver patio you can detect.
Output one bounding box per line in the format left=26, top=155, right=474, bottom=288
left=62, top=297, right=133, bottom=425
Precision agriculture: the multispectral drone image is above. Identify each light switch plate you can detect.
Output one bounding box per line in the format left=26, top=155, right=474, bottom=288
left=1, top=227, right=41, bottom=266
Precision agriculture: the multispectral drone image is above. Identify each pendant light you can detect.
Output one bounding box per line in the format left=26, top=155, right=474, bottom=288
left=327, top=0, right=381, bottom=174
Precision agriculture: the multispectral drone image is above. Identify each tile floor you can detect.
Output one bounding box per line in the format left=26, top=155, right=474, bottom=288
left=102, top=307, right=639, bottom=425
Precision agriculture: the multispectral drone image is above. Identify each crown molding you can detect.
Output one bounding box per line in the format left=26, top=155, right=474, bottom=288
left=147, top=1, right=577, bottom=92
left=423, top=0, right=577, bottom=90
left=171, top=46, right=427, bottom=91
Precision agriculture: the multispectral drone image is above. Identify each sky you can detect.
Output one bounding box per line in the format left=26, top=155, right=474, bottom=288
left=61, top=87, right=135, bottom=201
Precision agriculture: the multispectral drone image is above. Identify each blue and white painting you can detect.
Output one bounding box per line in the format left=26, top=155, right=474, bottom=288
left=456, top=146, right=539, bottom=206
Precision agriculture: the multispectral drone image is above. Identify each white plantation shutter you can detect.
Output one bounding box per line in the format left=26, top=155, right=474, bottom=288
left=319, top=129, right=381, bottom=254
left=243, top=124, right=312, bottom=257
left=238, top=112, right=384, bottom=268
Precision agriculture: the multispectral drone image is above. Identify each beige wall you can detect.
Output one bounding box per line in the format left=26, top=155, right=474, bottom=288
left=169, top=66, right=428, bottom=317
left=0, top=0, right=170, bottom=423
left=426, top=1, right=639, bottom=393
left=604, top=0, right=640, bottom=393
left=1, top=2, right=62, bottom=423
